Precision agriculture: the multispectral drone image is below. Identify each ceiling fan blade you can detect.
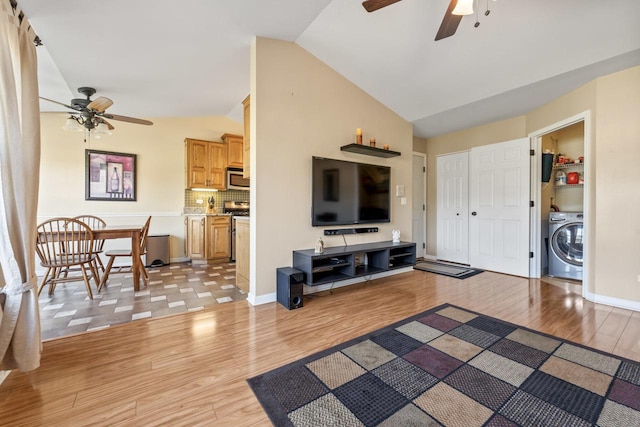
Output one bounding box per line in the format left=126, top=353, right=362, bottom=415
left=362, top=0, right=401, bottom=13
left=435, top=0, right=463, bottom=41
left=100, top=113, right=153, bottom=126
left=87, top=96, right=113, bottom=112
left=39, top=97, right=79, bottom=111
left=100, top=119, right=115, bottom=130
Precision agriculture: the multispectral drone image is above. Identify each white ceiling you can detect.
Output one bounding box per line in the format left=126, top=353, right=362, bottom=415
left=19, top=0, right=640, bottom=138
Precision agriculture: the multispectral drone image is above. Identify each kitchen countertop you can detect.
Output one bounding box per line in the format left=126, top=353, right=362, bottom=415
left=233, top=216, right=250, bottom=221
left=183, top=208, right=231, bottom=216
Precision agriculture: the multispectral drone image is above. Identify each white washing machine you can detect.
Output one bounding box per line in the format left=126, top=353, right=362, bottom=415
left=549, top=212, right=584, bottom=281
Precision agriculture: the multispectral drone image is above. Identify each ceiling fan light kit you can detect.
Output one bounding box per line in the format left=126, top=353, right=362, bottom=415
left=63, top=116, right=83, bottom=132
left=42, top=86, right=153, bottom=143
left=452, top=0, right=474, bottom=16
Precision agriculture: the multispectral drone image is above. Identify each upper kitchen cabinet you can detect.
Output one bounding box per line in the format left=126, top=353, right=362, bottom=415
left=185, top=138, right=227, bottom=190
left=242, top=95, right=250, bottom=178
left=221, top=133, right=244, bottom=169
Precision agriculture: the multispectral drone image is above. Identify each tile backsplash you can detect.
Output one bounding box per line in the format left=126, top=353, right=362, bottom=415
left=184, top=189, right=249, bottom=213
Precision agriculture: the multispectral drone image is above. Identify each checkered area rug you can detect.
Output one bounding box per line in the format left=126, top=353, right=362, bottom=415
left=248, top=304, right=640, bottom=426
left=38, top=262, right=246, bottom=340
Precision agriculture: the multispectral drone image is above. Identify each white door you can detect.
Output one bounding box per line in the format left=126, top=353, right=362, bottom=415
left=437, top=152, right=469, bottom=264
left=469, top=138, right=530, bottom=277
left=412, top=154, right=426, bottom=258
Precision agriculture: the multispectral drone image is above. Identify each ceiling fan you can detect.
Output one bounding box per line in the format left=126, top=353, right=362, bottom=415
left=362, top=0, right=466, bottom=41
left=40, top=87, right=153, bottom=132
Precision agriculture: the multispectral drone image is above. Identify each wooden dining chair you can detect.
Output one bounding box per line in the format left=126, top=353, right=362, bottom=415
left=73, top=215, right=107, bottom=273
left=36, top=217, right=99, bottom=299
left=98, top=216, right=151, bottom=292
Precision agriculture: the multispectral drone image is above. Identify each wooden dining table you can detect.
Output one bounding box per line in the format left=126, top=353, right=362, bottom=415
left=93, top=224, right=145, bottom=292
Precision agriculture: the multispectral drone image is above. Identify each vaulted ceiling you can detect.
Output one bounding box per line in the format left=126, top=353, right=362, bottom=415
left=20, top=0, right=640, bottom=138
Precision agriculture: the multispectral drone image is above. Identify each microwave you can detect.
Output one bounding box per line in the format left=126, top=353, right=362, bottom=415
left=227, top=168, right=249, bottom=190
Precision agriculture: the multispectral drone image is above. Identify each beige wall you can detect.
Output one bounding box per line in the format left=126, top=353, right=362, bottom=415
left=413, top=136, right=427, bottom=154
left=593, top=66, right=640, bottom=302
left=251, top=37, right=413, bottom=300
left=38, top=113, right=242, bottom=261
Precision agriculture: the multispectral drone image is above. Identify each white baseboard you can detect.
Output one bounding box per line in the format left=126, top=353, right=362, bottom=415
left=0, top=370, right=9, bottom=386
left=304, top=267, right=413, bottom=294
left=247, top=267, right=414, bottom=306
left=424, top=254, right=438, bottom=260
left=248, top=292, right=276, bottom=306
left=583, top=291, right=640, bottom=312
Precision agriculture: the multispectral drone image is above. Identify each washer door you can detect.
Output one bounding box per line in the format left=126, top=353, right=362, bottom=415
left=551, top=223, right=584, bottom=266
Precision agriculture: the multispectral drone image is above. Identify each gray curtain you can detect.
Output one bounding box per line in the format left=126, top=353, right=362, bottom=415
left=0, top=0, right=42, bottom=372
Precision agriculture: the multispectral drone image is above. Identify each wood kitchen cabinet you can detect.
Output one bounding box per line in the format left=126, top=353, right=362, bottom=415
left=242, top=95, right=250, bottom=178
left=221, top=133, right=243, bottom=169
left=185, top=215, right=207, bottom=260
left=184, top=138, right=227, bottom=190
left=185, top=215, right=231, bottom=263
left=208, top=216, right=231, bottom=260
left=235, top=218, right=250, bottom=292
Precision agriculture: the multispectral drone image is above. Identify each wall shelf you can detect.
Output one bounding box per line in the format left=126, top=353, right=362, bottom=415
left=341, top=143, right=401, bottom=158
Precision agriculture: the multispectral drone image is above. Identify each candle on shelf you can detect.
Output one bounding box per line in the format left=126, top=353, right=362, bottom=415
left=356, top=128, right=363, bottom=145
left=356, top=128, right=362, bottom=136
left=369, top=138, right=376, bottom=147
left=383, top=144, right=389, bottom=150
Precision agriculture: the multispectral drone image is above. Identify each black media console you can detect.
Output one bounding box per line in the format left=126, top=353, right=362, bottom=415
left=293, top=241, right=416, bottom=286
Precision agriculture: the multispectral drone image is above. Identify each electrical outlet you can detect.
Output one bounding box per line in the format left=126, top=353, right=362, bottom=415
left=637, top=274, right=640, bottom=283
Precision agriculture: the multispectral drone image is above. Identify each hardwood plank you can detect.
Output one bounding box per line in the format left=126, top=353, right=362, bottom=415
left=0, top=269, right=638, bottom=427
left=616, top=314, right=640, bottom=354
left=113, top=403, right=217, bottom=427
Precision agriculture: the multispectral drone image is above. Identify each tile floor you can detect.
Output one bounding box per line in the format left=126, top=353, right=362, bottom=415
left=38, top=261, right=246, bottom=341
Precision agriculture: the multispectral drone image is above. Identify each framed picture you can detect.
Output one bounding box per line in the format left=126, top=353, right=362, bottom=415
left=85, top=149, right=137, bottom=201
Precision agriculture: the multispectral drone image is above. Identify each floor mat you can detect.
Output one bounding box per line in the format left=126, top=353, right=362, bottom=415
left=414, top=260, right=483, bottom=279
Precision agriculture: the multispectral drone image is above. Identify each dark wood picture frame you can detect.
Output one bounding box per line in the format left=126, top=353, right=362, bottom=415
left=85, top=149, right=137, bottom=201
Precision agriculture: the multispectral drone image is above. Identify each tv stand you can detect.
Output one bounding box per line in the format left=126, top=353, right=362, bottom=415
left=293, top=241, right=416, bottom=286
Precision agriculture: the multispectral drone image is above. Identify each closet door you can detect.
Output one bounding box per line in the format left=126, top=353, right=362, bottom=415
left=437, top=152, right=469, bottom=264
left=469, top=138, right=530, bottom=277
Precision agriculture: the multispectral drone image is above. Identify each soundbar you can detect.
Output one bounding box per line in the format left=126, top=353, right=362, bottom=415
left=324, top=227, right=379, bottom=236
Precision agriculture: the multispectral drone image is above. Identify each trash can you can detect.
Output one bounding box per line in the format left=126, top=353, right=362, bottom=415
left=146, top=234, right=170, bottom=267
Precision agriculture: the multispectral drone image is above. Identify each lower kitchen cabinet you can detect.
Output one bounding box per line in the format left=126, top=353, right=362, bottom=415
left=185, top=215, right=231, bottom=263
left=235, top=218, right=250, bottom=292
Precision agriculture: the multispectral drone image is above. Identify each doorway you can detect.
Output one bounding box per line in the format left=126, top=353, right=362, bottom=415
left=529, top=111, right=591, bottom=298
left=412, top=153, right=427, bottom=258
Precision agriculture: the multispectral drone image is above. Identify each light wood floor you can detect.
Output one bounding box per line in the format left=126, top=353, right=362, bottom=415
left=1, top=270, right=639, bottom=426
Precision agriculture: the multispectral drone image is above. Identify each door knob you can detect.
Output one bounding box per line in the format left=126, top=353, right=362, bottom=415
left=471, top=211, right=477, bottom=216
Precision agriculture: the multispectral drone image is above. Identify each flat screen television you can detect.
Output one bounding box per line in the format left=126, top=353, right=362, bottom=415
left=312, top=156, right=390, bottom=226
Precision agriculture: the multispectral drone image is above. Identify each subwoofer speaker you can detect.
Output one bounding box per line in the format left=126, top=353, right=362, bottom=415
left=276, top=267, right=304, bottom=310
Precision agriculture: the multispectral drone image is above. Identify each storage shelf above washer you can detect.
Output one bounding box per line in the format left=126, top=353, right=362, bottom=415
left=554, top=184, right=584, bottom=189
left=553, top=163, right=584, bottom=169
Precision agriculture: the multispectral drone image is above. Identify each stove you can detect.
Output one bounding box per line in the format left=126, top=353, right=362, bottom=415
left=223, top=200, right=250, bottom=216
